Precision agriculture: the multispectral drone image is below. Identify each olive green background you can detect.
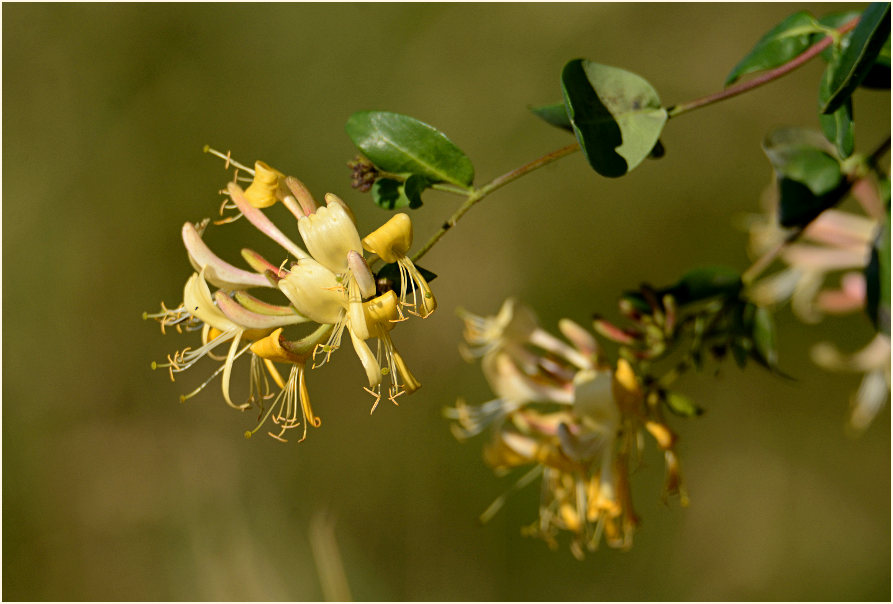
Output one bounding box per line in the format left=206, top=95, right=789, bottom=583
left=3, top=3, right=890, bottom=601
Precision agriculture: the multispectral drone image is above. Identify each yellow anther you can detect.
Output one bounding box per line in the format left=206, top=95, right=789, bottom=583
left=243, top=161, right=285, bottom=208
left=362, top=213, right=413, bottom=263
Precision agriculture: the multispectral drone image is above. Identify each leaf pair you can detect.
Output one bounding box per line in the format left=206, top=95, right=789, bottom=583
left=726, top=4, right=890, bottom=159
left=345, top=111, right=474, bottom=210
left=532, top=59, right=667, bottom=178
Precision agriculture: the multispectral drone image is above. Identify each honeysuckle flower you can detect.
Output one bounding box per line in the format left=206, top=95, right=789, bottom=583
left=447, top=299, right=685, bottom=557
left=812, top=333, right=891, bottom=433
left=744, top=178, right=889, bottom=429
left=148, top=148, right=436, bottom=440
left=362, top=213, right=436, bottom=317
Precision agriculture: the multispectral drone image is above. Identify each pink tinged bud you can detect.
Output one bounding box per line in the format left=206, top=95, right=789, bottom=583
left=227, top=183, right=309, bottom=260
left=240, top=249, right=288, bottom=279
left=816, top=271, right=867, bottom=314
left=804, top=209, right=877, bottom=249
left=592, top=317, right=637, bottom=345
left=558, top=319, right=599, bottom=359
left=214, top=290, right=309, bottom=332
left=852, top=177, right=886, bottom=220
left=782, top=244, right=869, bottom=270
left=284, top=176, right=318, bottom=217
left=347, top=251, right=376, bottom=299
left=181, top=222, right=271, bottom=290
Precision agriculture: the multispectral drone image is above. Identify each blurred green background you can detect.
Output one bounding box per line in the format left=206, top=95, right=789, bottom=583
left=3, top=3, right=890, bottom=600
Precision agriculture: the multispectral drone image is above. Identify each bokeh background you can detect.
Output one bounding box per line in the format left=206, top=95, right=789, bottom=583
left=3, top=3, right=890, bottom=600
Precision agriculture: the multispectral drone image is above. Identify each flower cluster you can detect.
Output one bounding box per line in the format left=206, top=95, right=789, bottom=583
left=145, top=150, right=436, bottom=442
left=445, top=299, right=686, bottom=559
left=745, top=178, right=890, bottom=432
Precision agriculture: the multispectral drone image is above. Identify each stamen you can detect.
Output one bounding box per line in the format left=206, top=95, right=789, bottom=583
left=204, top=145, right=256, bottom=175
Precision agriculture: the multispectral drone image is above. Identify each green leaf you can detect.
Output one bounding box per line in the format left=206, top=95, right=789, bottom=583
left=725, top=11, right=823, bottom=86
left=622, top=266, right=741, bottom=312
left=672, top=266, right=743, bottom=304
left=664, top=391, right=704, bottom=418
left=818, top=47, right=855, bottom=158
left=822, top=2, right=891, bottom=114
left=862, top=33, right=891, bottom=88
left=816, top=11, right=861, bottom=61
left=865, top=207, right=891, bottom=335
left=751, top=306, right=778, bottom=368
left=529, top=102, right=573, bottom=132
left=560, top=59, right=667, bottom=178
left=763, top=128, right=846, bottom=227
left=370, top=175, right=430, bottom=210
left=345, top=111, right=474, bottom=188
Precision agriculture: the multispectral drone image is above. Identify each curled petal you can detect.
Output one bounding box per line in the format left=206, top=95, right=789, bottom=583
left=183, top=270, right=241, bottom=333
left=362, top=213, right=412, bottom=263
left=182, top=222, right=271, bottom=290
left=350, top=328, right=382, bottom=388
left=243, top=161, right=285, bottom=208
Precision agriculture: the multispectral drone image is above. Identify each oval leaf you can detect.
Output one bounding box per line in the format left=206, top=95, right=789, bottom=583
left=822, top=2, right=891, bottom=113
left=726, top=11, right=823, bottom=86
left=561, top=59, right=667, bottom=178
left=865, top=207, right=891, bottom=335
left=345, top=111, right=474, bottom=189
left=752, top=306, right=779, bottom=368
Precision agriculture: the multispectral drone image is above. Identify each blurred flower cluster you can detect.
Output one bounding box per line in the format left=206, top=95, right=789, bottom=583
left=145, top=150, right=436, bottom=442
left=745, top=177, right=890, bottom=432
left=445, top=299, right=686, bottom=559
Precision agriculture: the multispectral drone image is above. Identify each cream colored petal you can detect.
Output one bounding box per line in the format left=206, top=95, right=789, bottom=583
left=277, top=259, right=346, bottom=325
left=350, top=328, right=381, bottom=388
left=183, top=270, right=241, bottom=333
left=298, top=202, right=363, bottom=273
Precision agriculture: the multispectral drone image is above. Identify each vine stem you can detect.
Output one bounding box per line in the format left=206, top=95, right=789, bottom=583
left=410, top=14, right=862, bottom=263
left=667, top=16, right=859, bottom=119
left=411, top=142, right=580, bottom=262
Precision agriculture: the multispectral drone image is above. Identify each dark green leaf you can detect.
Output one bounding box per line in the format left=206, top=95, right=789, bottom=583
left=763, top=128, right=847, bottom=227
left=345, top=111, right=474, bottom=188
left=865, top=208, right=891, bottom=335
left=560, top=59, right=667, bottom=178
left=672, top=266, right=743, bottom=304
left=370, top=175, right=430, bottom=210
left=726, top=11, right=823, bottom=85
left=664, top=391, right=704, bottom=418
left=622, top=266, right=741, bottom=312
left=529, top=102, right=573, bottom=132
left=818, top=48, right=855, bottom=158
left=862, top=33, right=891, bottom=88
left=752, top=306, right=778, bottom=368
left=822, top=2, right=891, bottom=113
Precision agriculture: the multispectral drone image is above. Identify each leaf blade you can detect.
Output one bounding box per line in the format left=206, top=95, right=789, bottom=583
left=345, top=111, right=475, bottom=189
